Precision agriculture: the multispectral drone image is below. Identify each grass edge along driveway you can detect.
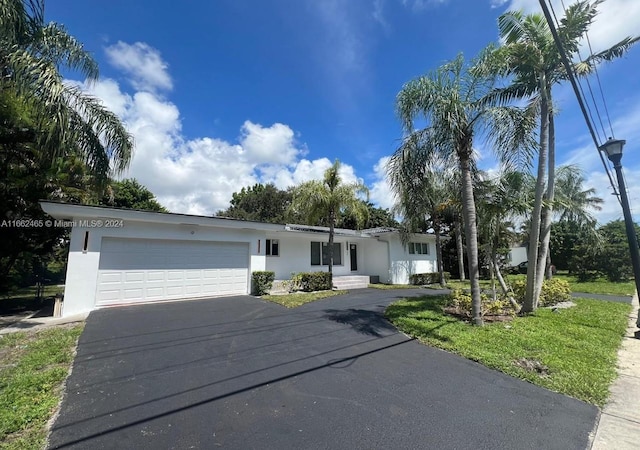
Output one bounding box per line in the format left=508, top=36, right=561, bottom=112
left=386, top=295, right=630, bottom=406
left=0, top=324, right=84, bottom=450
left=261, top=290, right=347, bottom=308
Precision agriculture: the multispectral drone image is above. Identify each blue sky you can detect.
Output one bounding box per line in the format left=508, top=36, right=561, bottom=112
left=47, top=0, right=640, bottom=223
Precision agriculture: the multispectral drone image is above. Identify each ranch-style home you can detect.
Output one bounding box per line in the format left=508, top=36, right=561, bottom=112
left=40, top=202, right=439, bottom=318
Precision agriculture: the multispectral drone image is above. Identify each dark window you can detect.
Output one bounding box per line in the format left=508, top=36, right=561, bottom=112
left=266, top=239, right=279, bottom=256
left=311, top=242, right=321, bottom=265
left=311, top=242, right=342, bottom=265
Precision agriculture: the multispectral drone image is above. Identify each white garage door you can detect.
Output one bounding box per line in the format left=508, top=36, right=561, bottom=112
left=96, top=238, right=249, bottom=306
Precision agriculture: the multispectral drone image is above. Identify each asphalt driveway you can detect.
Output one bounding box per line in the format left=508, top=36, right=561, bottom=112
left=48, top=289, right=597, bottom=449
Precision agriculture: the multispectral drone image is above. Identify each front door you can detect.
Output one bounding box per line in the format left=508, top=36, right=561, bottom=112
left=350, top=244, right=358, bottom=271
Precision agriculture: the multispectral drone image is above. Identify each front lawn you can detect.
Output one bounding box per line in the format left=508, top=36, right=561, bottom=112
left=554, top=274, right=635, bottom=296
left=386, top=295, right=630, bottom=405
left=0, top=324, right=84, bottom=449
left=447, top=274, right=636, bottom=297
left=262, top=290, right=347, bottom=308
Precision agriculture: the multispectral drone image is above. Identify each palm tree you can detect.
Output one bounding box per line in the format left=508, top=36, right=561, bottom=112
left=493, top=1, right=638, bottom=312
left=554, top=165, right=602, bottom=226
left=1, top=0, right=132, bottom=180
left=388, top=148, right=454, bottom=288
left=393, top=51, right=535, bottom=325
left=476, top=170, right=533, bottom=310
left=289, top=160, right=369, bottom=273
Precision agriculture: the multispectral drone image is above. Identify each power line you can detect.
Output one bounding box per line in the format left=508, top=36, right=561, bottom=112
left=539, top=0, right=620, bottom=200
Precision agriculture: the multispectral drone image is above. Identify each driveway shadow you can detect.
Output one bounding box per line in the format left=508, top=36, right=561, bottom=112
left=323, top=308, right=398, bottom=337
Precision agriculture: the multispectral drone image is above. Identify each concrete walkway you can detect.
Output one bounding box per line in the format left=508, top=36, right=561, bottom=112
left=592, top=292, right=640, bottom=449
left=0, top=312, right=88, bottom=334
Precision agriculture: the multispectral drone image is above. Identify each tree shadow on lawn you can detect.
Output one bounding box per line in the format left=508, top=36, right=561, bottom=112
left=384, top=296, right=459, bottom=344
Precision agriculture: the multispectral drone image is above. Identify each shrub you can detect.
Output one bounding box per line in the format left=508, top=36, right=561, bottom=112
left=511, top=278, right=571, bottom=307
left=447, top=289, right=513, bottom=317
left=410, top=272, right=450, bottom=285
left=252, top=271, right=275, bottom=296
left=288, top=271, right=332, bottom=292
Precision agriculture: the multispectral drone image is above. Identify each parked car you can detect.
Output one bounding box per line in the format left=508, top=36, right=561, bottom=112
left=507, top=261, right=528, bottom=275
left=509, top=261, right=556, bottom=275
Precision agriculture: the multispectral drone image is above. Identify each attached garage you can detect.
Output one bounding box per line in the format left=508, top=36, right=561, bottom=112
left=39, top=202, right=280, bottom=317
left=96, top=238, right=250, bottom=306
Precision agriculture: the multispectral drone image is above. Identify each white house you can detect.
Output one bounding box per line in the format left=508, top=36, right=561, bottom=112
left=40, top=202, right=438, bottom=318
left=507, top=244, right=528, bottom=266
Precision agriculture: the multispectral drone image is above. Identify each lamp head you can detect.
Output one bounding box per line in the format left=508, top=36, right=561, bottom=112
left=599, top=138, right=626, bottom=161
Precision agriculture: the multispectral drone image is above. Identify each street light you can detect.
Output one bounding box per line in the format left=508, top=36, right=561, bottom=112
left=599, top=138, right=640, bottom=327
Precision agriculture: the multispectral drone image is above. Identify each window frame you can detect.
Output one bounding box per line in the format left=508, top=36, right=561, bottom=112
left=266, top=239, right=279, bottom=257
left=408, top=242, right=429, bottom=255
left=311, top=241, right=342, bottom=266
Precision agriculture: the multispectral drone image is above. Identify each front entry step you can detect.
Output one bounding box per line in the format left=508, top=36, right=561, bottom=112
left=333, top=275, right=369, bottom=290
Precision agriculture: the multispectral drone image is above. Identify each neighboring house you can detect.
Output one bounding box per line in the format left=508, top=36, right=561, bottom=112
left=507, top=244, right=528, bottom=267
left=40, top=202, right=438, bottom=318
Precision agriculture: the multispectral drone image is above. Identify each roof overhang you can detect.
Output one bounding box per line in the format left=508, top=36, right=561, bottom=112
left=39, top=201, right=286, bottom=232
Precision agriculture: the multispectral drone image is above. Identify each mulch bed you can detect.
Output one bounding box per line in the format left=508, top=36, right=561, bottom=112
left=443, top=306, right=515, bottom=323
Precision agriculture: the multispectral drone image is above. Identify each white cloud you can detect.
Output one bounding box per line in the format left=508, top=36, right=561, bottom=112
left=239, top=120, right=302, bottom=165
left=401, top=0, right=449, bottom=12
left=369, top=156, right=396, bottom=210
left=497, top=0, right=640, bottom=54
left=105, top=41, right=173, bottom=93
left=72, top=42, right=367, bottom=215
left=584, top=169, right=640, bottom=225
left=372, top=0, right=390, bottom=31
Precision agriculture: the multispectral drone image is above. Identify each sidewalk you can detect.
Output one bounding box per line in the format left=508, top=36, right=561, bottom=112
left=591, top=292, right=640, bottom=449
left=0, top=311, right=88, bottom=334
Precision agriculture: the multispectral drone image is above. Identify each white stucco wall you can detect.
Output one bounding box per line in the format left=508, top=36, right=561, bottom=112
left=264, top=232, right=372, bottom=279
left=60, top=217, right=266, bottom=317
left=385, top=235, right=438, bottom=284
left=508, top=246, right=528, bottom=266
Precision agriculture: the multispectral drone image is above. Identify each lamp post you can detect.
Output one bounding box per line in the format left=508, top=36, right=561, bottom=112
left=600, top=138, right=640, bottom=327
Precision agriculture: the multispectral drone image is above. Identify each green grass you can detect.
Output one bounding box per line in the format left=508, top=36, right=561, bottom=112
left=262, top=290, right=348, bottom=308
left=447, top=274, right=636, bottom=297
left=554, top=274, right=635, bottom=296
left=368, top=283, right=422, bottom=290
left=0, top=324, right=84, bottom=449
left=386, top=295, right=630, bottom=406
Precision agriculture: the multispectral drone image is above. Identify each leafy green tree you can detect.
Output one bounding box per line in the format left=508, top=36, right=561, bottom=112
left=0, top=0, right=133, bottom=181
left=391, top=51, right=535, bottom=325
left=597, top=220, right=640, bottom=282
left=1, top=1, right=133, bottom=290
left=289, top=160, right=369, bottom=273
left=338, top=202, right=398, bottom=230
left=388, top=148, right=455, bottom=287
left=493, top=1, right=638, bottom=312
left=550, top=220, right=600, bottom=273
left=217, top=183, right=291, bottom=223
left=99, top=179, right=167, bottom=212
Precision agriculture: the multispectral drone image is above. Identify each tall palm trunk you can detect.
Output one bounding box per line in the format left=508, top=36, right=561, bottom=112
left=328, top=208, right=335, bottom=274
left=459, top=152, right=482, bottom=326
left=523, top=75, right=549, bottom=313
left=538, top=102, right=555, bottom=282
left=434, top=217, right=445, bottom=287
left=455, top=219, right=466, bottom=281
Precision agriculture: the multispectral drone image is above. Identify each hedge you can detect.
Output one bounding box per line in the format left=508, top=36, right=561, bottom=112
left=252, top=271, right=275, bottom=295
left=409, top=272, right=450, bottom=285
left=289, top=271, right=333, bottom=292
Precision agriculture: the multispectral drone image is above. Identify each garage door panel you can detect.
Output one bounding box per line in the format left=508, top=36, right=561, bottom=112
left=147, top=271, right=165, bottom=282
left=96, top=238, right=249, bottom=306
